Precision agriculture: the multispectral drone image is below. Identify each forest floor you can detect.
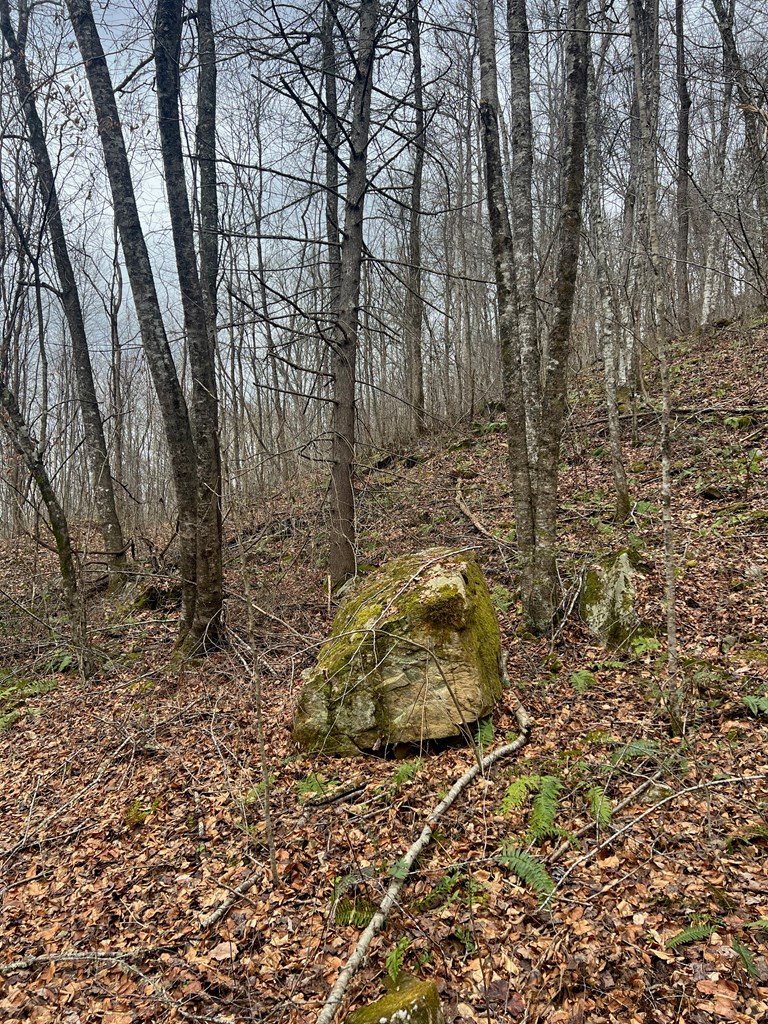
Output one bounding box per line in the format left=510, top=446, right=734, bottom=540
left=1, top=319, right=768, bottom=1024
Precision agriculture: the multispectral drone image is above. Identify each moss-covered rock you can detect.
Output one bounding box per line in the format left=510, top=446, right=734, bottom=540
left=580, top=550, right=642, bottom=649
left=346, top=977, right=444, bottom=1024
left=293, top=548, right=504, bottom=754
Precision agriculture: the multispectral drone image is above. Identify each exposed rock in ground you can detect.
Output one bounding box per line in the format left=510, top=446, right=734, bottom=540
left=580, top=549, right=643, bottom=648
left=345, top=977, right=444, bottom=1024
left=293, top=548, right=504, bottom=755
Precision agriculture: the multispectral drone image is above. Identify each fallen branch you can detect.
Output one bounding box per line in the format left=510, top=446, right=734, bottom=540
left=542, top=773, right=768, bottom=908
left=315, top=702, right=532, bottom=1024
left=546, top=770, right=663, bottom=863
left=200, top=867, right=265, bottom=931
left=454, top=479, right=512, bottom=546
left=0, top=949, right=236, bottom=1023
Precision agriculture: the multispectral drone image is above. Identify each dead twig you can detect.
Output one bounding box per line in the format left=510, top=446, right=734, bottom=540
left=314, top=701, right=532, bottom=1024
left=542, top=773, right=768, bottom=908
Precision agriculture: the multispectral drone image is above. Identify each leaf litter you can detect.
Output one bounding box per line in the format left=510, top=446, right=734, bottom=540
left=0, top=324, right=767, bottom=1022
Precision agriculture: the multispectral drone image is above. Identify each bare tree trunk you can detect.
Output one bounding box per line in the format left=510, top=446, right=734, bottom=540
left=674, top=0, right=691, bottom=333
left=587, top=57, right=630, bottom=523
left=197, top=0, right=218, bottom=339
left=155, top=0, right=223, bottom=649
left=711, top=0, right=768, bottom=303
left=701, top=60, right=732, bottom=322
left=328, top=0, right=377, bottom=584
left=476, top=0, right=536, bottom=584
left=628, top=0, right=680, bottom=715
left=0, top=0, right=126, bottom=581
left=528, top=0, right=588, bottom=631
left=0, top=377, right=86, bottom=661
left=404, top=0, right=426, bottom=434
left=506, top=0, right=540, bottom=444
left=65, top=0, right=199, bottom=635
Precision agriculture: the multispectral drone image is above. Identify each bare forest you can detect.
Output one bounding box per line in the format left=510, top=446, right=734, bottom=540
left=1, top=0, right=767, bottom=1021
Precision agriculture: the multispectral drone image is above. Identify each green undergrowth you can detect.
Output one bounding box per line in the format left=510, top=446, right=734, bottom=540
left=0, top=673, right=57, bottom=732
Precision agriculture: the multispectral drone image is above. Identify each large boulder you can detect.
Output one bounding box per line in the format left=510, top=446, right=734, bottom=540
left=580, top=549, right=641, bottom=648
left=293, top=548, right=504, bottom=755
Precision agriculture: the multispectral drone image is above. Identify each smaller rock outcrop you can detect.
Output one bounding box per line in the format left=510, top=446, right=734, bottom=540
left=580, top=550, right=642, bottom=648
left=345, top=977, right=444, bottom=1024
left=293, top=548, right=504, bottom=755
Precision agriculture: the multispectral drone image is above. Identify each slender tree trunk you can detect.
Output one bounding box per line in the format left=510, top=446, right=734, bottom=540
left=701, top=60, right=732, bottom=322
left=328, top=0, right=377, bottom=584
left=674, top=0, right=691, bottom=333
left=629, top=0, right=680, bottom=710
left=65, top=0, right=199, bottom=634
left=196, top=0, right=218, bottom=339
left=0, top=0, right=126, bottom=580
left=404, top=0, right=426, bottom=434
left=506, top=0, right=540, bottom=444
left=0, top=377, right=86, bottom=660
left=323, top=0, right=342, bottom=319
left=155, top=0, right=223, bottom=649
left=528, top=0, right=588, bottom=631
left=711, top=0, right=768, bottom=303
left=587, top=58, right=630, bottom=523
left=476, top=0, right=536, bottom=581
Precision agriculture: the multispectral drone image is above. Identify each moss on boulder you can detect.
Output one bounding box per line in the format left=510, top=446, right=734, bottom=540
left=293, top=548, right=504, bottom=755
left=345, top=977, right=444, bottom=1024
left=580, top=550, right=642, bottom=648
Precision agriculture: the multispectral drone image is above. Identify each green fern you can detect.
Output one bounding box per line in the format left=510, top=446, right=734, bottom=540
left=742, top=695, right=768, bottom=717
left=527, top=776, right=564, bottom=843
left=391, top=758, right=423, bottom=789
left=334, top=897, right=376, bottom=928
left=587, top=786, right=612, bottom=828
left=725, top=825, right=768, bottom=852
left=500, top=775, right=541, bottom=814
left=498, top=845, right=554, bottom=899
left=732, top=936, right=759, bottom=979
left=570, top=669, right=596, bottom=694
left=386, top=936, right=411, bottom=983
left=608, top=739, right=661, bottom=766
left=666, top=923, right=717, bottom=949
left=474, top=717, right=494, bottom=750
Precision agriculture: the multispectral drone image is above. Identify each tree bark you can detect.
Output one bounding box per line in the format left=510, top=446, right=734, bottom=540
left=628, top=0, right=679, bottom=700
left=0, top=0, right=126, bottom=580
left=328, top=0, right=377, bottom=584
left=674, top=0, right=691, bottom=333
left=506, top=0, right=540, bottom=444
left=586, top=57, right=630, bottom=523
left=476, top=0, right=536, bottom=589
left=65, top=0, right=199, bottom=634
left=528, top=0, right=588, bottom=631
left=711, top=0, right=768, bottom=303
left=404, top=0, right=426, bottom=434
left=155, top=0, right=223, bottom=649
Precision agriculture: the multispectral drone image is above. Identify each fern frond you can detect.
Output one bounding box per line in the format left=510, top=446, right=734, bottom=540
left=742, top=696, right=768, bottom=717
left=500, top=775, right=541, bottom=814
left=732, top=936, right=759, bottom=979
left=609, top=739, right=661, bottom=766
left=475, top=717, right=494, bottom=749
left=498, top=845, right=554, bottom=899
left=666, top=923, right=716, bottom=949
left=587, top=785, right=612, bottom=829
left=527, top=775, right=563, bottom=843
left=334, top=897, right=376, bottom=927
left=386, top=936, right=411, bottom=983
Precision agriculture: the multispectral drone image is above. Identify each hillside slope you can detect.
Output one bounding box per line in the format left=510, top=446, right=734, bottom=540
left=1, top=321, right=767, bottom=1023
